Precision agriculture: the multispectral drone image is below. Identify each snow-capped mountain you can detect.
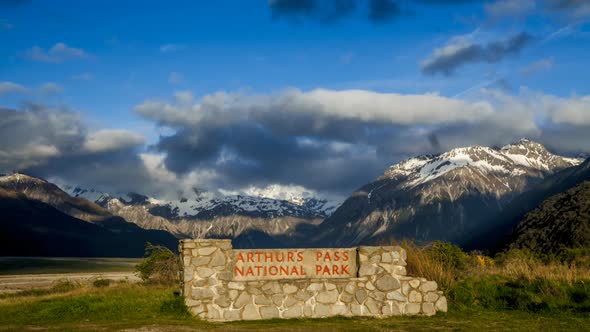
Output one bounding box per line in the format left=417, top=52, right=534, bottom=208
left=61, top=183, right=339, bottom=245
left=312, top=139, right=583, bottom=247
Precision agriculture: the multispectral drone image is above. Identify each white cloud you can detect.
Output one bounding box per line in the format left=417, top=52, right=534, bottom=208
left=82, top=129, right=145, bottom=153
left=135, top=88, right=495, bottom=127
left=24, top=42, right=92, bottom=63
left=0, top=81, right=27, bottom=95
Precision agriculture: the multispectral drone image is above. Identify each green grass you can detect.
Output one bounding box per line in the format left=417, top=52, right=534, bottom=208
left=0, top=283, right=589, bottom=332
left=0, top=257, right=140, bottom=275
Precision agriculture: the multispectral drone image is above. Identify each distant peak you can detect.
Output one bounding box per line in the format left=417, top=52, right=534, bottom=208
left=0, top=173, right=48, bottom=184
left=501, top=138, right=545, bottom=150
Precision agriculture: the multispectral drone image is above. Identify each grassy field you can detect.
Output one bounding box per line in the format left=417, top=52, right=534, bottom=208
left=0, top=283, right=589, bottom=332
left=0, top=257, right=140, bottom=275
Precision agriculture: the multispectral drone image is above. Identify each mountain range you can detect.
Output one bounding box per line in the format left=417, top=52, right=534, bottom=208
left=0, top=138, right=588, bottom=256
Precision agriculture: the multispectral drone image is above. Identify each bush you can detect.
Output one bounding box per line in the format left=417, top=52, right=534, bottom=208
left=159, top=292, right=189, bottom=316
left=402, top=240, right=458, bottom=291
left=92, top=278, right=112, bottom=288
left=135, top=243, right=180, bottom=285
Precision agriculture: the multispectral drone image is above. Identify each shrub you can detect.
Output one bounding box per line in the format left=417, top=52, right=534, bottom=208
left=92, top=278, right=112, bottom=288
left=402, top=240, right=458, bottom=290
left=135, top=243, right=180, bottom=285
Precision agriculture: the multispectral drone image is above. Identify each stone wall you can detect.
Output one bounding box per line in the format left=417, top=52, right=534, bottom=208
left=179, top=239, right=447, bottom=321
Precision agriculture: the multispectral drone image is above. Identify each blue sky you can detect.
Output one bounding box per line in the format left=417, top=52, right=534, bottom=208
left=1, top=0, right=590, bottom=198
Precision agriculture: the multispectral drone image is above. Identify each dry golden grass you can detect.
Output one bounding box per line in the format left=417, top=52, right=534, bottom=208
left=399, top=240, right=590, bottom=290
left=401, top=240, right=458, bottom=290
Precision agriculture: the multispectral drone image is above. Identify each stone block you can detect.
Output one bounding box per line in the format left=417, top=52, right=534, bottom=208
left=183, top=241, right=197, bottom=249
left=272, top=294, right=284, bottom=306
left=435, top=296, right=448, bottom=313
left=260, top=306, right=280, bottom=319
left=196, top=267, right=215, bottom=278
left=255, top=295, right=272, bottom=305
left=409, top=290, right=422, bottom=303
left=375, top=275, right=400, bottom=292
left=406, top=303, right=421, bottom=315
left=420, top=281, right=437, bottom=292
left=332, top=303, right=350, bottom=316
left=224, top=309, right=241, bottom=321
left=307, top=283, right=323, bottom=292
left=295, top=289, right=312, bottom=301
left=189, top=304, right=205, bottom=316
left=365, top=298, right=380, bottom=315
left=210, top=251, right=226, bottom=267
left=317, top=289, right=339, bottom=304
left=214, top=295, right=231, bottom=308
left=344, top=282, right=356, bottom=294
left=283, top=305, right=302, bottom=318
left=228, top=282, right=245, bottom=290
left=234, top=292, right=252, bottom=309
left=424, top=292, right=439, bottom=302
left=325, top=282, right=337, bottom=291
left=355, top=289, right=367, bottom=303
left=283, top=284, right=298, bottom=294
left=340, top=291, right=354, bottom=303
left=284, top=295, right=299, bottom=307
left=206, top=304, right=220, bottom=320
left=314, top=303, right=330, bottom=317
left=242, top=304, right=261, bottom=320
left=409, top=279, right=420, bottom=288
left=350, top=304, right=366, bottom=316
left=192, top=288, right=214, bottom=300
left=198, top=247, right=217, bottom=256
left=387, top=290, right=406, bottom=302
left=422, top=303, right=435, bottom=316
left=192, top=256, right=210, bottom=267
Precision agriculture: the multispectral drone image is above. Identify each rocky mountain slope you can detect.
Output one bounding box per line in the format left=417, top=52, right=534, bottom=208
left=509, top=181, right=590, bottom=256
left=465, top=157, right=590, bottom=253
left=312, top=139, right=582, bottom=247
left=0, top=186, right=178, bottom=257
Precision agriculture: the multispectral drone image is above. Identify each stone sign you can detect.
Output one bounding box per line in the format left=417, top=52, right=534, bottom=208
left=179, top=239, right=447, bottom=321
left=233, top=248, right=357, bottom=281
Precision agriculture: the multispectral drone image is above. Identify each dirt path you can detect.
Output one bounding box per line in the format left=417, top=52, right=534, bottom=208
left=0, top=272, right=140, bottom=294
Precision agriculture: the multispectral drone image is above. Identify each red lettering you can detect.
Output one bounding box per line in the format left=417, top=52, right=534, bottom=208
left=322, top=265, right=330, bottom=275
left=316, top=251, right=322, bottom=261
left=343, top=251, right=349, bottom=261
left=287, top=251, right=294, bottom=262
left=255, top=266, right=263, bottom=275
left=276, top=252, right=285, bottom=262
left=236, top=252, right=245, bottom=263
left=316, top=265, right=322, bottom=274
left=297, top=251, right=303, bottom=262
left=234, top=266, right=244, bottom=276
left=279, top=266, right=287, bottom=275
left=300, top=265, right=305, bottom=275
left=290, top=266, right=299, bottom=275
left=334, top=251, right=340, bottom=261
left=269, top=266, right=278, bottom=276
left=342, top=265, right=349, bottom=275
left=324, top=252, right=332, bottom=261
left=246, top=267, right=254, bottom=276
left=264, top=252, right=273, bottom=262
left=247, top=252, right=254, bottom=262
left=256, top=252, right=263, bottom=262
left=332, top=265, right=339, bottom=275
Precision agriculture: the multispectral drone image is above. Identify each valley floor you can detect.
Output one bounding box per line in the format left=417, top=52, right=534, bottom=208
left=0, top=283, right=588, bottom=332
